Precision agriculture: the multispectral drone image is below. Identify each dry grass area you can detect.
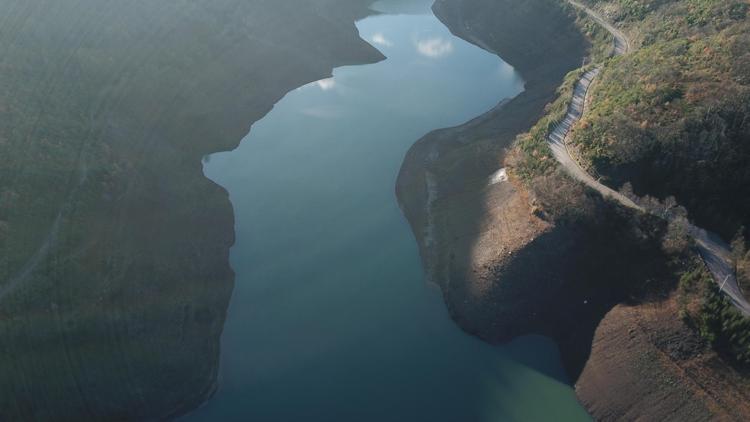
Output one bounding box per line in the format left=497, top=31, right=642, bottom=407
left=467, top=178, right=550, bottom=294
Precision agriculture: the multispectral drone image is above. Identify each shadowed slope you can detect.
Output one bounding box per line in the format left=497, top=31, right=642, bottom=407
left=0, top=1, right=382, bottom=419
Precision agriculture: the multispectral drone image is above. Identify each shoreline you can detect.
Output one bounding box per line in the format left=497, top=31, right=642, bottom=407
left=177, top=4, right=387, bottom=418
left=396, top=0, right=588, bottom=289
left=0, top=2, right=385, bottom=420
left=396, top=0, right=750, bottom=419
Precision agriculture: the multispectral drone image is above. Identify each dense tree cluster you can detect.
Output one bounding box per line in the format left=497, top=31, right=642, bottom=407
left=699, top=278, right=750, bottom=365
left=677, top=264, right=750, bottom=365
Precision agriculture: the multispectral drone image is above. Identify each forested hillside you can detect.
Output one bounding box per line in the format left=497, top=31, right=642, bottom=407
left=0, top=1, right=380, bottom=419
left=571, top=0, right=750, bottom=240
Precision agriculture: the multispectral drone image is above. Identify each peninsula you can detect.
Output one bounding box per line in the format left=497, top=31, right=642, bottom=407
left=397, top=0, right=750, bottom=419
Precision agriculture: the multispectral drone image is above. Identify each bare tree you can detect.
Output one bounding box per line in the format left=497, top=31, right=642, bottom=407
left=662, top=215, right=691, bottom=255
left=619, top=182, right=635, bottom=201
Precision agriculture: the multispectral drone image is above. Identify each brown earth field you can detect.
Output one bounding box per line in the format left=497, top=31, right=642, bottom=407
left=577, top=288, right=750, bottom=421
left=396, top=0, right=750, bottom=419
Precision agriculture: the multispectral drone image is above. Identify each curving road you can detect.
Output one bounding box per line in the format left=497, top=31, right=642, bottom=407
left=550, top=0, right=750, bottom=316
left=547, top=67, right=643, bottom=212
left=568, top=0, right=630, bottom=56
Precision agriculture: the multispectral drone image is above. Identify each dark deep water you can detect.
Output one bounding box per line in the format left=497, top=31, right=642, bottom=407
left=190, top=1, right=589, bottom=420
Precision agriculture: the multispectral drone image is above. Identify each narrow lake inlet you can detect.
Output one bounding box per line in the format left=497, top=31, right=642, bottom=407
left=189, top=1, right=588, bottom=420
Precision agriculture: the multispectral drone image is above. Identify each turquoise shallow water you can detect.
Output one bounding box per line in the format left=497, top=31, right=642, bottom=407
left=189, top=1, right=589, bottom=420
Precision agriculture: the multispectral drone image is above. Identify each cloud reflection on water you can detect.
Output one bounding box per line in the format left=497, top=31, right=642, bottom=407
left=316, top=78, right=336, bottom=90
left=371, top=32, right=393, bottom=47
left=416, top=37, right=453, bottom=58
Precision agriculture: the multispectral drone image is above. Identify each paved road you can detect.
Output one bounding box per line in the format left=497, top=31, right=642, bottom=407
left=569, top=0, right=630, bottom=55
left=548, top=67, right=643, bottom=212
left=550, top=0, right=750, bottom=316
left=691, top=226, right=750, bottom=315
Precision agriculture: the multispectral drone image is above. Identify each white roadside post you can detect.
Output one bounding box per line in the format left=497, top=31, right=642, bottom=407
left=720, top=275, right=730, bottom=292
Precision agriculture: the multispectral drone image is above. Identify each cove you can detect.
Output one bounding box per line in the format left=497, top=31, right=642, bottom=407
left=188, top=0, right=589, bottom=420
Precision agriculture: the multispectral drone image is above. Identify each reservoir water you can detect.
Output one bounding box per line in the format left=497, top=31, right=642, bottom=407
left=190, top=0, right=589, bottom=420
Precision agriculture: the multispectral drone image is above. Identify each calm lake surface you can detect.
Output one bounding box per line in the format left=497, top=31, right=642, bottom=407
left=190, top=1, right=589, bottom=420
